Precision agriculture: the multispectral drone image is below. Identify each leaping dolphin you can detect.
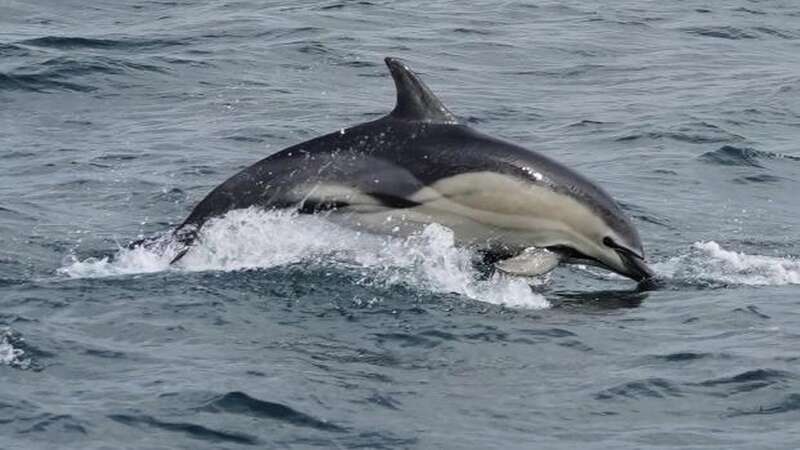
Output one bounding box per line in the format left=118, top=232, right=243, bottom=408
left=139, top=57, right=654, bottom=282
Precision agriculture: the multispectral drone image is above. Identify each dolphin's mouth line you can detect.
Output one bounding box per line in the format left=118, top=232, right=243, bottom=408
left=616, top=249, right=655, bottom=282
left=600, top=237, right=653, bottom=282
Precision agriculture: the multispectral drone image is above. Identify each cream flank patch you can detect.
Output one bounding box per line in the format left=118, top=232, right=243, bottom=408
left=297, top=171, right=628, bottom=272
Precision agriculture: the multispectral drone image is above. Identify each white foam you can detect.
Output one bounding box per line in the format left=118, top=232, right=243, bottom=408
left=654, top=241, right=800, bottom=286
left=59, top=209, right=549, bottom=309
left=59, top=243, right=175, bottom=278
left=0, top=328, right=30, bottom=369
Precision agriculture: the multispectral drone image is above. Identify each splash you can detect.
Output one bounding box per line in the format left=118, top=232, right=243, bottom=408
left=59, top=242, right=175, bottom=278
left=655, top=241, right=800, bottom=286
left=0, top=328, right=31, bottom=370
left=59, top=209, right=549, bottom=309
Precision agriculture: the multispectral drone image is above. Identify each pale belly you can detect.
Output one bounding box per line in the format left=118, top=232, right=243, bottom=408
left=294, top=171, right=611, bottom=258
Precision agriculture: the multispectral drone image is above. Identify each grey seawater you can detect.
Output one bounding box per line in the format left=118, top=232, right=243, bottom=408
left=2, top=0, right=800, bottom=448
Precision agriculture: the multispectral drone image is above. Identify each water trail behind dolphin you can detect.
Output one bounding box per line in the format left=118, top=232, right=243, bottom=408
left=654, top=241, right=800, bottom=286
left=59, top=209, right=549, bottom=309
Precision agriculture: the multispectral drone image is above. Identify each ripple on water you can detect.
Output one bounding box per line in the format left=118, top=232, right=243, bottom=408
left=373, top=332, right=442, bottom=349
left=108, top=414, right=259, bottom=446
left=699, top=145, right=766, bottom=168
left=9, top=412, right=88, bottom=437
left=18, top=36, right=189, bottom=51
left=616, top=122, right=745, bottom=145
left=0, top=72, right=94, bottom=93
left=726, top=393, right=800, bottom=417
left=595, top=378, right=684, bottom=401
left=0, top=43, right=33, bottom=57
left=682, top=26, right=758, bottom=40
left=732, top=174, right=784, bottom=185
left=699, top=145, right=800, bottom=168
left=1, top=55, right=169, bottom=93
left=694, top=369, right=795, bottom=395
left=733, top=7, right=766, bottom=16
left=649, top=351, right=722, bottom=363
left=197, top=391, right=346, bottom=432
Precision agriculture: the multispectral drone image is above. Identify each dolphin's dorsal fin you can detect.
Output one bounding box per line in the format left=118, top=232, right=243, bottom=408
left=384, top=57, right=458, bottom=124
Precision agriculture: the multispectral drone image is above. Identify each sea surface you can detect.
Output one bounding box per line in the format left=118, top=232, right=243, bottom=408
left=2, top=1, right=800, bottom=449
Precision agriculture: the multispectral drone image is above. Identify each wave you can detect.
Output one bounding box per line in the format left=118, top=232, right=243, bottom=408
left=696, top=368, right=794, bottom=391
left=682, top=25, right=799, bottom=40
left=616, top=122, right=745, bottom=145
left=0, top=72, right=94, bottom=93
left=683, top=26, right=758, bottom=40
left=0, top=55, right=168, bottom=93
left=0, top=43, right=33, bottom=57
left=0, top=327, right=33, bottom=370
left=18, top=36, right=188, bottom=51
left=727, top=393, right=800, bottom=417
left=199, top=391, right=345, bottom=432
left=699, top=145, right=800, bottom=167
left=655, top=241, right=800, bottom=286
left=699, top=145, right=764, bottom=167
left=732, top=174, right=783, bottom=184
left=649, top=351, right=720, bottom=362
left=572, top=240, right=800, bottom=288
left=595, top=368, right=795, bottom=403
left=595, top=377, right=683, bottom=400
left=109, top=414, right=258, bottom=445
left=58, top=209, right=549, bottom=309
left=318, top=1, right=376, bottom=11
left=733, top=7, right=766, bottom=16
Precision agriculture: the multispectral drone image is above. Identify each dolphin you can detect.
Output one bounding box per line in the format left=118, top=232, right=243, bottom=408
left=141, top=57, right=653, bottom=282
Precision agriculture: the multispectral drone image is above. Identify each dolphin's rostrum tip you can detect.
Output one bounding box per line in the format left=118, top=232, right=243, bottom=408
left=384, top=56, right=410, bottom=72
left=384, top=56, right=402, bottom=68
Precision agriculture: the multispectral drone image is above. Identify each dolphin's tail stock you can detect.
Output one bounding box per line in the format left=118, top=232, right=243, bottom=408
left=127, top=224, right=199, bottom=264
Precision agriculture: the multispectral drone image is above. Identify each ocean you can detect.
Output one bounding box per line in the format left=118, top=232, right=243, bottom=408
left=2, top=1, right=800, bottom=448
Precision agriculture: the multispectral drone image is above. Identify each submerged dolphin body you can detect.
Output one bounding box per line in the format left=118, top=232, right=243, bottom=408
left=150, top=57, right=653, bottom=282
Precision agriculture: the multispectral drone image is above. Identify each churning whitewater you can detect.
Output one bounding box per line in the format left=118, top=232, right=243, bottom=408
left=60, top=209, right=549, bottom=309
left=58, top=208, right=800, bottom=307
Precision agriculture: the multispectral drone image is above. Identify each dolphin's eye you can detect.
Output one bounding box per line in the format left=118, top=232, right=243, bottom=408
left=603, top=237, right=616, bottom=248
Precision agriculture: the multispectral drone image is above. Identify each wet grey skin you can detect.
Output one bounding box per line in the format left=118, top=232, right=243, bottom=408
left=149, top=57, right=653, bottom=283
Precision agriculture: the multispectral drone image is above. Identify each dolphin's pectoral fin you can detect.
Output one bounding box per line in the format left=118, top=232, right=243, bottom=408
left=494, top=247, right=561, bottom=277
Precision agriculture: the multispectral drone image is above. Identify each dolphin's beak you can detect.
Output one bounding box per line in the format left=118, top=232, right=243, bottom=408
left=618, top=251, right=655, bottom=282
